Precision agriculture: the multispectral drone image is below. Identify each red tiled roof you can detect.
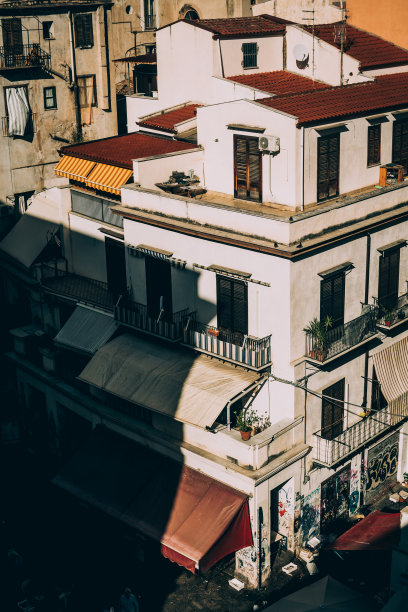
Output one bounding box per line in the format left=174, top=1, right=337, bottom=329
left=187, top=15, right=288, bottom=38
left=139, top=104, right=202, bottom=133
left=228, top=71, right=329, bottom=96
left=59, top=133, right=198, bottom=169
left=114, top=53, right=157, bottom=64
left=305, top=23, right=408, bottom=69
left=258, top=72, right=408, bottom=126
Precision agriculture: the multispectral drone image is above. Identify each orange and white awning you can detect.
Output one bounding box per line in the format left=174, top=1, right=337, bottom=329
left=85, top=163, right=133, bottom=195
left=55, top=155, right=96, bottom=182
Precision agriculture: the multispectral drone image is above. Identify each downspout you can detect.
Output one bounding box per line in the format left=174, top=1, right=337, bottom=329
left=303, top=376, right=309, bottom=484
left=218, top=39, right=225, bottom=78
left=301, top=126, right=305, bottom=211
left=68, top=11, right=82, bottom=138
left=362, top=232, right=371, bottom=408
left=104, top=6, right=112, bottom=112
left=257, top=506, right=263, bottom=590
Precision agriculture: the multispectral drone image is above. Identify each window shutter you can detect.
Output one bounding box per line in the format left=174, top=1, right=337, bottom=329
left=393, top=120, right=408, bottom=174
left=322, top=379, right=344, bottom=440
left=318, top=134, right=339, bottom=201
left=368, top=124, right=381, bottom=166
left=145, top=256, right=173, bottom=320
left=378, top=249, right=400, bottom=309
left=217, top=276, right=232, bottom=330
left=232, top=280, right=248, bottom=335
left=234, top=135, right=261, bottom=202
left=74, top=14, right=93, bottom=47
left=320, top=273, right=345, bottom=327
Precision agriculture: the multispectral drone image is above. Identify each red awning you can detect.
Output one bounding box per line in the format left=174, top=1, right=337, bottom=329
left=331, top=510, right=400, bottom=550
left=52, top=428, right=252, bottom=573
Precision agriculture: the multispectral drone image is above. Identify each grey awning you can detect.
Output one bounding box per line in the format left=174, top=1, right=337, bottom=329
left=54, top=305, right=117, bottom=354
left=0, top=196, right=61, bottom=268
left=372, top=336, right=408, bottom=424
left=78, top=333, right=260, bottom=428
left=318, top=261, right=354, bottom=279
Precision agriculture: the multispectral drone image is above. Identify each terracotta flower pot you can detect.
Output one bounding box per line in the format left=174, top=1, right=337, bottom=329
left=208, top=328, right=220, bottom=337
left=240, top=429, right=251, bottom=441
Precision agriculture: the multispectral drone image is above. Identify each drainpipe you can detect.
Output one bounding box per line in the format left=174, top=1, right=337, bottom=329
left=301, top=126, right=305, bottom=211
left=257, top=506, right=263, bottom=590
left=362, top=232, right=371, bottom=408
left=218, top=39, right=225, bottom=78
left=104, top=6, right=112, bottom=112
left=68, top=11, right=82, bottom=139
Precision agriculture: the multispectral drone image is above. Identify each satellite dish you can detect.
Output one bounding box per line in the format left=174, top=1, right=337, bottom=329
left=293, top=44, right=309, bottom=62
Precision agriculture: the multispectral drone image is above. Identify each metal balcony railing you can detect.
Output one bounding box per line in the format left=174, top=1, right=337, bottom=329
left=115, top=298, right=189, bottom=341
left=183, top=318, right=272, bottom=370
left=312, top=405, right=392, bottom=466
left=305, top=309, right=378, bottom=363
left=2, top=112, right=36, bottom=137
left=375, top=292, right=408, bottom=328
left=0, top=44, right=51, bottom=70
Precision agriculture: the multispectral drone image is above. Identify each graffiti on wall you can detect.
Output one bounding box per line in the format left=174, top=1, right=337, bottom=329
left=298, top=486, right=321, bottom=546
left=349, top=454, right=361, bottom=515
left=278, top=478, right=294, bottom=550
left=236, top=546, right=256, bottom=584
left=365, top=432, right=399, bottom=504
left=321, top=465, right=350, bottom=533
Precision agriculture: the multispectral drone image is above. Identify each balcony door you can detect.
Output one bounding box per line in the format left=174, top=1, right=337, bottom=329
left=216, top=275, right=248, bottom=343
left=145, top=256, right=172, bottom=321
left=321, top=379, right=344, bottom=440
left=2, top=18, right=22, bottom=50
left=392, top=119, right=408, bottom=175
left=317, top=133, right=339, bottom=202
left=105, top=237, right=126, bottom=296
left=234, top=135, right=262, bottom=202
left=320, top=272, right=345, bottom=328
left=378, top=249, right=400, bottom=310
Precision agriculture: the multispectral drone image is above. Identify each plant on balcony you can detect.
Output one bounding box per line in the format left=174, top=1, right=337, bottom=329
left=252, top=413, right=271, bottom=435
left=398, top=309, right=406, bottom=321
left=235, top=407, right=256, bottom=440
left=208, top=326, right=220, bottom=337
left=303, top=316, right=333, bottom=361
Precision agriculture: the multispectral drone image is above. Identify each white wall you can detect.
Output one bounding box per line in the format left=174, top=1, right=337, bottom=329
left=134, top=149, right=204, bottom=190
left=252, top=0, right=342, bottom=24
left=68, top=213, right=107, bottom=282
left=220, top=35, right=284, bottom=77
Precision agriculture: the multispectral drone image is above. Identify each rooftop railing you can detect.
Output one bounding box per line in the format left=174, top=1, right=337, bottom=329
left=183, top=318, right=272, bottom=371
left=115, top=298, right=189, bottom=341
left=0, top=44, right=51, bottom=70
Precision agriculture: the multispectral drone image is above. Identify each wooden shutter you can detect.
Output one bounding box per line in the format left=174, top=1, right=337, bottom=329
left=217, top=276, right=233, bottom=331
left=232, top=280, right=248, bottom=335
left=378, top=249, right=400, bottom=309
left=74, top=14, right=93, bottom=48
left=216, top=276, right=248, bottom=336
left=393, top=120, right=408, bottom=175
left=322, top=379, right=344, bottom=440
left=234, top=135, right=262, bottom=202
left=318, top=134, right=339, bottom=201
left=367, top=124, right=381, bottom=166
left=2, top=18, right=22, bottom=49
left=320, top=273, right=345, bottom=327
left=145, top=256, right=173, bottom=320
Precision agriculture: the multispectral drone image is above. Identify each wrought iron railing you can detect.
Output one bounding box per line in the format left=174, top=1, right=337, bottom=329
left=0, top=44, right=51, bottom=70
left=313, top=405, right=392, bottom=466
left=183, top=318, right=272, bottom=370
left=115, top=298, right=188, bottom=341
left=305, top=309, right=378, bottom=363
left=375, top=292, right=408, bottom=328
left=2, top=112, right=36, bottom=137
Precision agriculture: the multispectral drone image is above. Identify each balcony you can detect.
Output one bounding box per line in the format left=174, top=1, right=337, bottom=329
left=312, top=405, right=392, bottom=467
left=183, top=319, right=272, bottom=371
left=0, top=44, right=51, bottom=71
left=305, top=309, right=378, bottom=365
left=40, top=263, right=116, bottom=311
left=115, top=298, right=188, bottom=341
left=376, top=292, right=408, bottom=332
left=2, top=112, right=36, bottom=137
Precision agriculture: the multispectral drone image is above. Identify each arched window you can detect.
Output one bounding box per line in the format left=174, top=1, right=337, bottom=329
left=184, top=9, right=199, bottom=21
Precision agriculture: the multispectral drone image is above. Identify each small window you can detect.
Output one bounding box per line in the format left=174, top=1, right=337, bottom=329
left=320, top=272, right=345, bottom=328
left=42, top=21, right=54, bottom=39
left=74, top=13, right=93, bottom=48
left=144, top=0, right=156, bottom=30
left=184, top=10, right=199, bottom=20
left=242, top=42, right=258, bottom=69
left=77, top=75, right=97, bottom=107
left=43, top=86, right=57, bottom=109
left=367, top=124, right=381, bottom=166
left=145, top=44, right=156, bottom=54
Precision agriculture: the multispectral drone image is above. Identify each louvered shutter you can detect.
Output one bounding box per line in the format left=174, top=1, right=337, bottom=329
left=234, top=135, right=261, bottom=202
left=234, top=136, right=248, bottom=200
left=232, top=280, right=248, bottom=335
left=248, top=138, right=261, bottom=201
left=217, top=276, right=233, bottom=330
left=217, top=276, right=248, bottom=336
left=393, top=120, right=408, bottom=175
left=2, top=18, right=22, bottom=49
left=322, top=379, right=344, bottom=440
left=320, top=273, right=345, bottom=328
left=368, top=124, right=381, bottom=166
left=318, top=134, right=339, bottom=201
left=74, top=14, right=93, bottom=47
left=378, top=249, right=400, bottom=309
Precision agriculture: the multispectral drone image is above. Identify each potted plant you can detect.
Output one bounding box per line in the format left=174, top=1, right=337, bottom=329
left=208, top=326, right=220, bottom=337
left=398, top=309, right=406, bottom=321
left=235, top=408, right=255, bottom=441
left=303, top=316, right=333, bottom=361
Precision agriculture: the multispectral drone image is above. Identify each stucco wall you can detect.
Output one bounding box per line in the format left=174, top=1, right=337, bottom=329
left=252, top=0, right=342, bottom=24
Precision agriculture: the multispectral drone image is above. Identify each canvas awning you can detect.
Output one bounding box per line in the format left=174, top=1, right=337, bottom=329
left=330, top=510, right=400, bottom=551
left=54, top=305, right=117, bottom=354
left=78, top=334, right=260, bottom=429
left=52, top=428, right=253, bottom=573
left=0, top=196, right=61, bottom=269
left=372, top=336, right=408, bottom=424
left=85, top=163, right=133, bottom=195
left=55, top=155, right=96, bottom=182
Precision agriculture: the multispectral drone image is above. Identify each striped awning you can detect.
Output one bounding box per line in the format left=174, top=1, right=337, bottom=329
left=55, top=156, right=96, bottom=182
left=372, top=335, right=408, bottom=424
left=85, top=163, right=133, bottom=195
left=54, top=305, right=117, bottom=355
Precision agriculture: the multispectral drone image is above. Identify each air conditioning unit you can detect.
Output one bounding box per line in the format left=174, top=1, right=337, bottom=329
left=0, top=203, right=14, bottom=217
left=259, top=135, right=280, bottom=153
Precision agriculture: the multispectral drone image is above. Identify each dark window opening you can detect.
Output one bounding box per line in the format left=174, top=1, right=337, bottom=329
left=371, top=367, right=387, bottom=413
left=378, top=249, right=400, bottom=310
left=105, top=237, right=127, bottom=296
left=43, top=85, right=57, bottom=109
left=145, top=256, right=173, bottom=321
left=74, top=13, right=94, bottom=48
left=322, top=379, right=344, bottom=440
left=184, top=10, right=199, bottom=20
left=144, top=0, right=156, bottom=29
left=317, top=133, right=340, bottom=202
left=14, top=190, right=34, bottom=214
left=42, top=21, right=54, bottom=39
left=320, top=272, right=345, bottom=328
left=2, top=18, right=22, bottom=50
left=134, top=66, right=157, bottom=96
left=367, top=124, right=381, bottom=167
left=392, top=119, right=408, bottom=175
left=234, top=134, right=262, bottom=202
left=242, top=42, right=258, bottom=69
left=216, top=275, right=248, bottom=344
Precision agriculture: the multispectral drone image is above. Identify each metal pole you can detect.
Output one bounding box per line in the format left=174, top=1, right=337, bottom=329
left=257, top=506, right=263, bottom=590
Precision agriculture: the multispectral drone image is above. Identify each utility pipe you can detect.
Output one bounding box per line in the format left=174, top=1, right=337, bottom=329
left=104, top=6, right=112, bottom=112
left=68, top=11, right=82, bottom=138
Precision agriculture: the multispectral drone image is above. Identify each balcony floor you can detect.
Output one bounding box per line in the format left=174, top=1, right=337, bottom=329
left=42, top=275, right=115, bottom=311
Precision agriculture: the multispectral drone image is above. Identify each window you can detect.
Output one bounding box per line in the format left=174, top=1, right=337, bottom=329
left=378, top=249, right=400, bottom=310
left=234, top=134, right=262, bottom=202
left=317, top=133, right=340, bottom=201
left=145, top=256, right=172, bottom=321
left=2, top=18, right=22, bottom=49
left=367, top=124, right=381, bottom=166
left=42, top=21, right=54, bottom=39
left=392, top=119, right=408, bottom=175
left=321, top=379, right=344, bottom=440
left=74, top=13, right=93, bottom=48
left=216, top=275, right=248, bottom=342
left=371, top=367, right=387, bottom=413
left=144, top=0, right=156, bottom=30
left=43, top=86, right=57, bottom=109
left=145, top=44, right=156, bottom=55
left=184, top=10, right=199, bottom=20
left=320, top=272, right=345, bottom=328
left=77, top=75, right=97, bottom=107
left=4, top=85, right=33, bottom=137
left=242, top=42, right=258, bottom=69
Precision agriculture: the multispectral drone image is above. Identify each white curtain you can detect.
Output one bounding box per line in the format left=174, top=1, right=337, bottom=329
left=6, top=87, right=30, bottom=137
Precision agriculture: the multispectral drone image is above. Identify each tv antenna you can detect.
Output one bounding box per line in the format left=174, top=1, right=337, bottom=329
left=302, top=9, right=315, bottom=82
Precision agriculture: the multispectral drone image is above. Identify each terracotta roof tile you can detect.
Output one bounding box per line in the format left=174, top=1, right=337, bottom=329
left=189, top=15, right=287, bottom=38
left=59, top=133, right=198, bottom=169
left=139, top=104, right=202, bottom=133
left=228, top=71, right=329, bottom=96
left=306, top=23, right=408, bottom=69
left=258, top=72, right=408, bottom=126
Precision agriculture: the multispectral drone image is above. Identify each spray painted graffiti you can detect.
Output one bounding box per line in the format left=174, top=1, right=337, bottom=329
left=365, top=432, right=399, bottom=504
left=236, top=546, right=256, bottom=583
left=278, top=478, right=294, bottom=550
left=349, top=455, right=361, bottom=515
left=299, top=486, right=321, bottom=546
left=321, top=466, right=350, bottom=533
